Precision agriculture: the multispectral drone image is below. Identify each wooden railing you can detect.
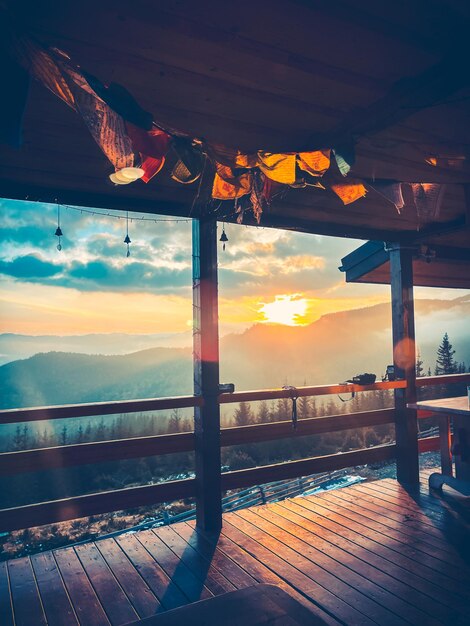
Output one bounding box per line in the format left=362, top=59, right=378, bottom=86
left=0, top=374, right=468, bottom=532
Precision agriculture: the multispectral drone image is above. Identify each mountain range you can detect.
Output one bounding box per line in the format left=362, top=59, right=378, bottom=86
left=1, top=295, right=469, bottom=412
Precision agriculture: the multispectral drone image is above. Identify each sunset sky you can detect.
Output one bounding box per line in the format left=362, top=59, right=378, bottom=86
left=0, top=198, right=464, bottom=337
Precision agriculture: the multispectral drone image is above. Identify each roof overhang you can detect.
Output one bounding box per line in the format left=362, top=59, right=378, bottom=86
left=339, top=240, right=470, bottom=289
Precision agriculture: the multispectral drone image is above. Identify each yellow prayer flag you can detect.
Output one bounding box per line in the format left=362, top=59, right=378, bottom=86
left=297, top=150, right=331, bottom=176
left=257, top=152, right=296, bottom=184
left=212, top=171, right=252, bottom=199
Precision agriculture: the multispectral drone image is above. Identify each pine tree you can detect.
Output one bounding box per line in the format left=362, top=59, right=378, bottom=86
left=60, top=424, right=68, bottom=446
left=233, top=402, right=254, bottom=426
left=256, top=401, right=270, bottom=424
left=168, top=409, right=182, bottom=433
left=435, top=332, right=456, bottom=375
left=298, top=395, right=310, bottom=419
left=415, top=350, right=424, bottom=377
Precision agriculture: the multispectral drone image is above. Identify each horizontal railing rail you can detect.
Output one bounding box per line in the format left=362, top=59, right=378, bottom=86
left=0, top=477, right=195, bottom=533
left=0, top=395, right=203, bottom=425
left=221, top=444, right=396, bottom=490
left=0, top=409, right=395, bottom=476
left=416, top=372, right=470, bottom=387
left=219, top=380, right=405, bottom=404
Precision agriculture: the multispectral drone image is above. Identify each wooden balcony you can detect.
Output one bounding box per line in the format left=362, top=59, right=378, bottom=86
left=1, top=468, right=469, bottom=626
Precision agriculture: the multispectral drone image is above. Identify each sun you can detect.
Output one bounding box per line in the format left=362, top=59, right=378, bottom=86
left=258, top=294, right=309, bottom=326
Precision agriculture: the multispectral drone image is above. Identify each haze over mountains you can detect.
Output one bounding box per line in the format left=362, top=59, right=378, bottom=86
left=1, top=295, right=469, bottom=411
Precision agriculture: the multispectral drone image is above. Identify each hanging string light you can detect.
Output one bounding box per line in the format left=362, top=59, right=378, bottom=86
left=124, top=211, right=131, bottom=257
left=219, top=223, right=228, bottom=251
left=54, top=203, right=63, bottom=250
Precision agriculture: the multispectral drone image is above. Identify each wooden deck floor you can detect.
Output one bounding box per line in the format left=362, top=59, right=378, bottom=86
left=1, top=469, right=470, bottom=625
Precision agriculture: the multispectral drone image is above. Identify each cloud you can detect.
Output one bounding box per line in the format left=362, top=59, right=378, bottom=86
left=66, top=259, right=192, bottom=292
left=0, top=255, right=62, bottom=279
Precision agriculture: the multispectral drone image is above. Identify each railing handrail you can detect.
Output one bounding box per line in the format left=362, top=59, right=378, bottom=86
left=219, top=380, right=405, bottom=404
left=0, top=394, right=203, bottom=425
left=3, top=372, right=465, bottom=425
left=416, top=372, right=470, bottom=387
left=0, top=380, right=406, bottom=424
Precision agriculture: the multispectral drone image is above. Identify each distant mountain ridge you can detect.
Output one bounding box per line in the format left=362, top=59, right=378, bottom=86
left=0, top=331, right=192, bottom=365
left=1, top=296, right=469, bottom=410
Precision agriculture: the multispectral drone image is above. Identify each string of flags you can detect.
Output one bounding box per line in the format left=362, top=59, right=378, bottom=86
left=6, top=28, right=447, bottom=228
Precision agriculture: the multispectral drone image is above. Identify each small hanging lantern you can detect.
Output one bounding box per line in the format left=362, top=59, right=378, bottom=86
left=124, top=211, right=131, bottom=257
left=219, top=224, right=228, bottom=251
left=55, top=204, right=63, bottom=251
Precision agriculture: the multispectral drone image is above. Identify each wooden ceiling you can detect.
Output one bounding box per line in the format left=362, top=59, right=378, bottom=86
left=1, top=0, right=470, bottom=249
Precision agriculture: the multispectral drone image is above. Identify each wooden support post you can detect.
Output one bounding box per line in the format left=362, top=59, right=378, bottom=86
left=192, top=216, right=222, bottom=532
left=390, top=244, right=419, bottom=486
left=439, top=416, right=453, bottom=477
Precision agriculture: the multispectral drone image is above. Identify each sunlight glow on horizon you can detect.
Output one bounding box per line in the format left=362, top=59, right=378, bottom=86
left=258, top=294, right=309, bottom=326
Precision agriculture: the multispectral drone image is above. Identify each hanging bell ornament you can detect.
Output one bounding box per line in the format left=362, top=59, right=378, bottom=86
left=124, top=233, right=131, bottom=257
left=219, top=228, right=228, bottom=251
left=55, top=226, right=63, bottom=251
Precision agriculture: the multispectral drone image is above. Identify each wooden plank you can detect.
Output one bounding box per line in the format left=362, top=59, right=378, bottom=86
left=31, top=551, right=79, bottom=626
left=250, top=503, right=466, bottom=625
left=354, top=482, right=470, bottom=548
left=8, top=557, right=47, bottom=626
left=281, top=497, right=470, bottom=597
left=155, top=526, right=235, bottom=595
left=115, top=533, right=188, bottom=611
left=239, top=507, right=445, bottom=625
left=390, top=243, right=419, bottom=486
left=137, top=529, right=212, bottom=602
left=416, top=373, right=470, bottom=387
left=122, top=583, right=328, bottom=626
left=0, top=477, right=195, bottom=532
left=96, top=538, right=161, bottom=619
left=439, top=416, right=453, bottom=476
left=418, top=435, right=440, bottom=453
left=0, top=431, right=194, bottom=475
left=0, top=395, right=202, bottom=425
left=54, top=547, right=110, bottom=626
left=379, top=478, right=470, bottom=524
left=221, top=409, right=395, bottom=446
left=219, top=381, right=406, bottom=404
left=183, top=521, right=341, bottom=626
left=74, top=543, right=139, bottom=625
left=172, top=522, right=257, bottom=590
left=350, top=482, right=470, bottom=538
left=221, top=444, right=396, bottom=490
left=323, top=487, right=459, bottom=556
left=0, top=562, right=14, bottom=626
left=192, top=214, right=222, bottom=532
left=220, top=516, right=377, bottom=626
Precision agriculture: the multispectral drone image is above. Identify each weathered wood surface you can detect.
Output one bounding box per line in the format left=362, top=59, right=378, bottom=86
left=2, top=470, right=469, bottom=625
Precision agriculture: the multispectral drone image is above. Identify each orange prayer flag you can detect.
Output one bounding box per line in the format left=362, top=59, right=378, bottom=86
left=331, top=183, right=367, bottom=204
left=212, top=170, right=252, bottom=199
left=297, top=150, right=331, bottom=176
left=257, top=152, right=296, bottom=184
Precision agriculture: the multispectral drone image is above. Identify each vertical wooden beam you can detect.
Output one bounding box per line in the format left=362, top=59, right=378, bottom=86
left=439, top=416, right=453, bottom=477
left=192, top=216, right=222, bottom=531
left=390, top=243, right=419, bottom=486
